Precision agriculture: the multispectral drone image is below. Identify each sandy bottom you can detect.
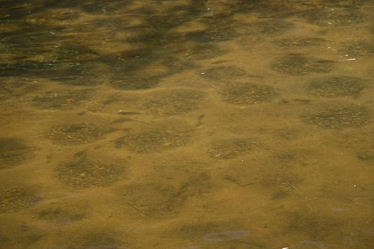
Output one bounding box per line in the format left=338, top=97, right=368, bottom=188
left=0, top=0, right=374, bottom=248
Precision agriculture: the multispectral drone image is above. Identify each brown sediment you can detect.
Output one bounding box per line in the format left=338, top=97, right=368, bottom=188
left=303, top=103, right=371, bottom=129
left=56, top=151, right=126, bottom=189
left=271, top=54, right=335, bottom=75
left=1, top=0, right=374, bottom=248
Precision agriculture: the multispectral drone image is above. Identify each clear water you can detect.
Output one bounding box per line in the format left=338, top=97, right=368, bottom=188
left=0, top=0, right=374, bottom=248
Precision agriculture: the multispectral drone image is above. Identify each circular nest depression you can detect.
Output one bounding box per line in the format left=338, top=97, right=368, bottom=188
left=47, top=123, right=110, bottom=145
left=109, top=74, right=160, bottom=90
left=271, top=54, right=334, bottom=76
left=32, top=89, right=94, bottom=109
left=0, top=137, right=34, bottom=169
left=341, top=40, right=374, bottom=57
left=303, top=104, right=371, bottom=129
left=221, top=82, right=277, bottom=105
left=238, top=19, right=294, bottom=36
left=140, top=89, right=206, bottom=115
left=115, top=128, right=190, bottom=154
left=0, top=187, right=40, bottom=213
left=308, top=76, right=370, bottom=97
left=200, top=66, right=247, bottom=81
left=120, top=183, right=185, bottom=218
left=56, top=152, right=126, bottom=189
left=273, top=37, right=325, bottom=48
left=208, top=138, right=257, bottom=159
left=299, top=8, right=364, bottom=26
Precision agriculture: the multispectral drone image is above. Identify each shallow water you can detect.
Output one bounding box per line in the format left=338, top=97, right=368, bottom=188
left=0, top=0, right=373, bottom=248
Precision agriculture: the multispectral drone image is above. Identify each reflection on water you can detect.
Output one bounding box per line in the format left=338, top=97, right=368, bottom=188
left=0, top=0, right=373, bottom=248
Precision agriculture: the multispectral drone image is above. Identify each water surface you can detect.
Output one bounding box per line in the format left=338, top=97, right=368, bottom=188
left=0, top=0, right=374, bottom=248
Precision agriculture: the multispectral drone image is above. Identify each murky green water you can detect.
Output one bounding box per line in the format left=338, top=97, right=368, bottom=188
left=0, top=0, right=374, bottom=248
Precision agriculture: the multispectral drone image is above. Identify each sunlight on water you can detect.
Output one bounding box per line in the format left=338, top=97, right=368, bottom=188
left=0, top=0, right=373, bottom=248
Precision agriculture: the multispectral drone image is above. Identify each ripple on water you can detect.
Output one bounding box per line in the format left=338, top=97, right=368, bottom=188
left=0, top=77, right=40, bottom=100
